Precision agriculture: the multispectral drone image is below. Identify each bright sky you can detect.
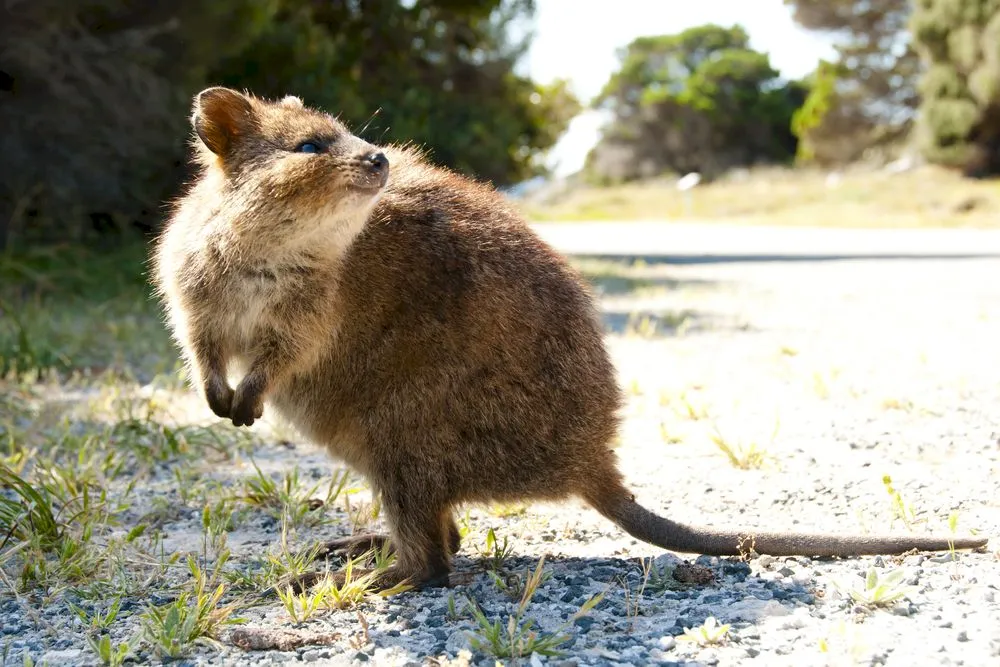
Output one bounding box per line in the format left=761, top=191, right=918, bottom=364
left=522, top=0, right=837, bottom=176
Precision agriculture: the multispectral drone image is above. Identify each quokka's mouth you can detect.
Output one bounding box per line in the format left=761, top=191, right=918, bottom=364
left=348, top=171, right=388, bottom=194
left=348, top=181, right=386, bottom=195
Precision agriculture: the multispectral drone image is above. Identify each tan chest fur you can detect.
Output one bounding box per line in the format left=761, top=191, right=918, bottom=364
left=212, top=267, right=289, bottom=355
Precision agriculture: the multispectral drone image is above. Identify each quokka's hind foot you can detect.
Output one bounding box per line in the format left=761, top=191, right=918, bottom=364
left=314, top=533, right=393, bottom=561
left=274, top=563, right=451, bottom=595
left=306, top=516, right=461, bottom=562
left=364, top=565, right=451, bottom=592
left=271, top=570, right=325, bottom=595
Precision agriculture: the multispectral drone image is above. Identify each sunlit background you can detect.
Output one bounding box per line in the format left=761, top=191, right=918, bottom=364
left=523, top=0, right=836, bottom=176
left=1, top=2, right=999, bottom=665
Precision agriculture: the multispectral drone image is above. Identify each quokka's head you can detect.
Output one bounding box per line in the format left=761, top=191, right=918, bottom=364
left=190, top=86, right=389, bottom=241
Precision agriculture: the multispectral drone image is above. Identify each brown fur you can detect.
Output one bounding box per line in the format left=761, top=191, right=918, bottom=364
left=151, top=88, right=988, bottom=591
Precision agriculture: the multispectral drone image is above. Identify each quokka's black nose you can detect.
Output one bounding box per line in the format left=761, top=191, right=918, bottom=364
left=365, top=151, right=389, bottom=175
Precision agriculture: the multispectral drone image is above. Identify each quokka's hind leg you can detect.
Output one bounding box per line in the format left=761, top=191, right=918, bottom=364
left=310, top=520, right=460, bottom=566
left=311, top=515, right=460, bottom=568
left=364, top=490, right=453, bottom=591
left=293, top=494, right=454, bottom=593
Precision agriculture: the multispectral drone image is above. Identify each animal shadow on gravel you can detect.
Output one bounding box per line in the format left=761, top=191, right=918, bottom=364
left=254, top=551, right=818, bottom=662
left=308, top=550, right=815, bottom=623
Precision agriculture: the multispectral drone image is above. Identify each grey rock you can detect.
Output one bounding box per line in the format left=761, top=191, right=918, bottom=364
left=892, top=603, right=912, bottom=617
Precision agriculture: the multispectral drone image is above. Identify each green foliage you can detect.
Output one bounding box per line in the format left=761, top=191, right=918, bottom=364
left=791, top=60, right=843, bottom=162
left=0, top=462, right=64, bottom=553
left=275, top=547, right=403, bottom=623
left=239, top=459, right=348, bottom=529
left=224, top=525, right=323, bottom=594
left=70, top=598, right=137, bottom=666
left=476, top=526, right=515, bottom=573
left=588, top=24, right=804, bottom=181
left=466, top=556, right=604, bottom=659
left=834, top=567, right=916, bottom=608
left=912, top=0, right=1000, bottom=174
left=86, top=634, right=133, bottom=667
left=0, top=0, right=280, bottom=250
left=786, top=0, right=919, bottom=165
left=2, top=0, right=575, bottom=251
left=0, top=373, right=257, bottom=601
left=881, top=474, right=918, bottom=530
left=139, top=555, right=241, bottom=658
left=0, top=242, right=176, bottom=378
left=682, top=49, right=777, bottom=107
left=595, top=25, right=753, bottom=119
left=210, top=0, right=572, bottom=187
left=677, top=616, right=731, bottom=646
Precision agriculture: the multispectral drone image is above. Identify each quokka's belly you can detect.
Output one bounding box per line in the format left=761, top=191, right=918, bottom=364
left=267, top=376, right=373, bottom=475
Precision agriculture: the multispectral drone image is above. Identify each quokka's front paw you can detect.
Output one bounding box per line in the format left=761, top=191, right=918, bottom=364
left=230, top=377, right=265, bottom=427
left=205, top=376, right=235, bottom=419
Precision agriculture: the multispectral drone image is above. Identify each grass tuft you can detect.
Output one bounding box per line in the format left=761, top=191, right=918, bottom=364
left=677, top=616, right=731, bottom=646
left=709, top=421, right=777, bottom=471
left=466, top=556, right=604, bottom=660
left=139, top=554, right=242, bottom=658
left=0, top=242, right=176, bottom=380
left=0, top=462, right=64, bottom=553
left=882, top=475, right=918, bottom=530
left=241, top=460, right=348, bottom=529
left=833, top=567, right=915, bottom=608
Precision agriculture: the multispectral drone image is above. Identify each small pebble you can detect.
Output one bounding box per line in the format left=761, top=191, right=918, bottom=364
left=892, top=603, right=912, bottom=617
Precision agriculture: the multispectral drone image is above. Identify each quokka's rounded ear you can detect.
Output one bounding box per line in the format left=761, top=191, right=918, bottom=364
left=280, top=95, right=304, bottom=109
left=192, top=87, right=255, bottom=156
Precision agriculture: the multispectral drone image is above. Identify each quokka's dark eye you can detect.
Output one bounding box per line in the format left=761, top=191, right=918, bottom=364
left=296, top=142, right=321, bottom=154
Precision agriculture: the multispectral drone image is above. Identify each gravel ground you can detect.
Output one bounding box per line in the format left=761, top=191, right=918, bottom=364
left=4, top=225, right=999, bottom=666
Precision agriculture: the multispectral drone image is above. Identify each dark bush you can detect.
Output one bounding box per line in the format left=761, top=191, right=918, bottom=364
left=0, top=0, right=576, bottom=251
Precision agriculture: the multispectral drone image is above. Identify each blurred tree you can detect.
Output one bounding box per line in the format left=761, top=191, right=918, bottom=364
left=586, top=25, right=805, bottom=182
left=0, top=0, right=278, bottom=250
left=785, top=0, right=919, bottom=165
left=0, top=0, right=574, bottom=250
left=910, top=0, right=1000, bottom=176
left=210, top=0, right=577, bottom=187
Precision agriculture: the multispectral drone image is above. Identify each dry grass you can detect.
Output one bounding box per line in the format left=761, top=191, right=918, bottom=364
left=517, top=164, right=1000, bottom=228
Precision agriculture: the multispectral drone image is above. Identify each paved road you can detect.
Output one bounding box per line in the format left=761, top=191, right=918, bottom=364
left=531, top=220, right=1000, bottom=263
